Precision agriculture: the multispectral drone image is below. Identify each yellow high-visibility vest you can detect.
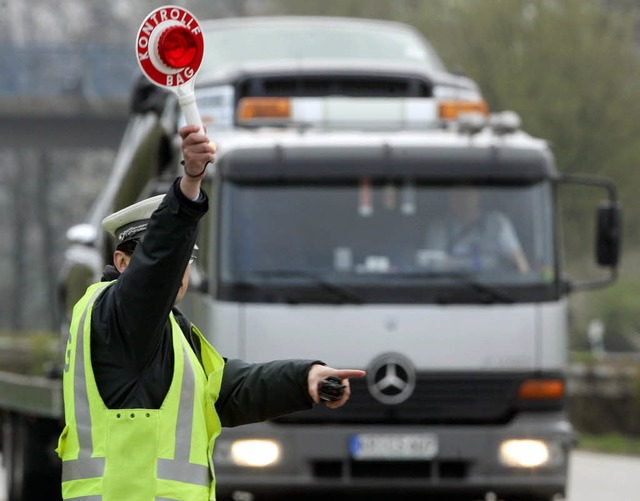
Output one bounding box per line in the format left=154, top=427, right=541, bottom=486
left=57, top=281, right=224, bottom=501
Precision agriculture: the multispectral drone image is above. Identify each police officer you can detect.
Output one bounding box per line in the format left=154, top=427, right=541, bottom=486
left=57, top=124, right=365, bottom=500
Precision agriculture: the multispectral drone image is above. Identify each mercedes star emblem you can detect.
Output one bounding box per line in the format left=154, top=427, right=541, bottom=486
left=367, top=352, right=416, bottom=405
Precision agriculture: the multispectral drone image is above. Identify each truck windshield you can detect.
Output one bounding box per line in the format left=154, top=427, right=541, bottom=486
left=200, top=21, right=445, bottom=78
left=219, top=180, right=556, bottom=303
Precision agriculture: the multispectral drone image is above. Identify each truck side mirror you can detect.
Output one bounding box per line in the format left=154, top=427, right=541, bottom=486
left=558, top=174, right=621, bottom=292
left=596, top=202, right=622, bottom=267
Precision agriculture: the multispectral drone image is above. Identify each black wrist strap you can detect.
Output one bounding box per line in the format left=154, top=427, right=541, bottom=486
left=180, top=160, right=209, bottom=178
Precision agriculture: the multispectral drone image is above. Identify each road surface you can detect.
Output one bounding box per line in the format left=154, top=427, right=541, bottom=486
left=566, top=450, right=640, bottom=501
left=2, top=450, right=640, bottom=500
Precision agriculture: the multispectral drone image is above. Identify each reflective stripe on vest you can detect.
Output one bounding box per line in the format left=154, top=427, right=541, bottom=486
left=62, top=281, right=215, bottom=495
left=156, top=329, right=209, bottom=487
left=62, top=284, right=109, bottom=482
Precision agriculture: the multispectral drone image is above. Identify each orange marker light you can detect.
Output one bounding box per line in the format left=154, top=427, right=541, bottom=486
left=237, top=97, right=291, bottom=122
left=439, top=100, right=489, bottom=120
left=518, top=379, right=564, bottom=400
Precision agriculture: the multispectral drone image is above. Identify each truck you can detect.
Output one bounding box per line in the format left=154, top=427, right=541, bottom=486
left=0, top=15, right=621, bottom=501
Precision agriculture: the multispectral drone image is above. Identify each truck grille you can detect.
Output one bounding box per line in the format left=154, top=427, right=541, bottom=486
left=313, top=459, right=469, bottom=480
left=236, top=75, right=432, bottom=99
left=274, top=373, right=525, bottom=425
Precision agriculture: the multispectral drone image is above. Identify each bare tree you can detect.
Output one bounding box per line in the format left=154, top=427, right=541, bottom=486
left=35, top=149, right=57, bottom=331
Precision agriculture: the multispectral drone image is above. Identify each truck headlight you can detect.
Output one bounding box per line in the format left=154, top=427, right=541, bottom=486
left=230, top=439, right=281, bottom=467
left=499, top=439, right=550, bottom=468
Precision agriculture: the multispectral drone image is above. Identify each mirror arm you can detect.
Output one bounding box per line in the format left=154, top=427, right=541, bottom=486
left=557, top=174, right=620, bottom=292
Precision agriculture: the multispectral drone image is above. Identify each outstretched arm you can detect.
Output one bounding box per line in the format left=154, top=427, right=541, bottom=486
left=178, top=124, right=217, bottom=199
left=97, top=126, right=217, bottom=372
left=216, top=359, right=365, bottom=427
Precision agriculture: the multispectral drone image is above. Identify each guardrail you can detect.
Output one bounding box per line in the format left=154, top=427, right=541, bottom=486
left=568, top=361, right=639, bottom=397
left=567, top=360, right=640, bottom=436
left=0, top=370, right=62, bottom=418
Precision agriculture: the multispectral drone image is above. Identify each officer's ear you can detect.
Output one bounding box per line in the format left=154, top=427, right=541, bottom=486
left=113, top=250, right=131, bottom=273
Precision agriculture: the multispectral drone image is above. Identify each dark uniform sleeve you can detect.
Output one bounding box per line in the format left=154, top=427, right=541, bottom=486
left=98, top=178, right=208, bottom=367
left=91, top=178, right=208, bottom=408
left=216, top=359, right=323, bottom=427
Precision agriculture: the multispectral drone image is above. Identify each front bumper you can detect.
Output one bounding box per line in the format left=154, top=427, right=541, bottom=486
left=213, top=413, right=573, bottom=500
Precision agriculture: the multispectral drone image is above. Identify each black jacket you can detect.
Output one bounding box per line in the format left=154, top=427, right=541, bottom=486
left=90, top=178, right=316, bottom=426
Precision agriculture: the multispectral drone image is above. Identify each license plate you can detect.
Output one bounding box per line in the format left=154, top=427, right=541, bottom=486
left=349, top=433, right=439, bottom=460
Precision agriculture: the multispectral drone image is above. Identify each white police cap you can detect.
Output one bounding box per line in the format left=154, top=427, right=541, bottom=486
left=101, top=195, right=165, bottom=243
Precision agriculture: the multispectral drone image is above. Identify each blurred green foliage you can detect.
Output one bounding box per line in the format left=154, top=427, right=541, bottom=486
left=577, top=432, right=640, bottom=456
left=0, top=331, right=59, bottom=376
left=569, top=275, right=640, bottom=351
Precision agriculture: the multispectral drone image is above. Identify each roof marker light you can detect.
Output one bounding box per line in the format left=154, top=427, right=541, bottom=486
left=457, top=111, right=487, bottom=134
left=439, top=99, right=489, bottom=121
left=489, top=111, right=522, bottom=134
left=237, top=97, right=291, bottom=123
left=157, top=25, right=198, bottom=69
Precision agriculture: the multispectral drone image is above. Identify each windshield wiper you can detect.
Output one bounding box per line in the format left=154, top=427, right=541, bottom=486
left=394, top=271, right=515, bottom=304
left=453, top=279, right=515, bottom=304
left=238, top=269, right=363, bottom=304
